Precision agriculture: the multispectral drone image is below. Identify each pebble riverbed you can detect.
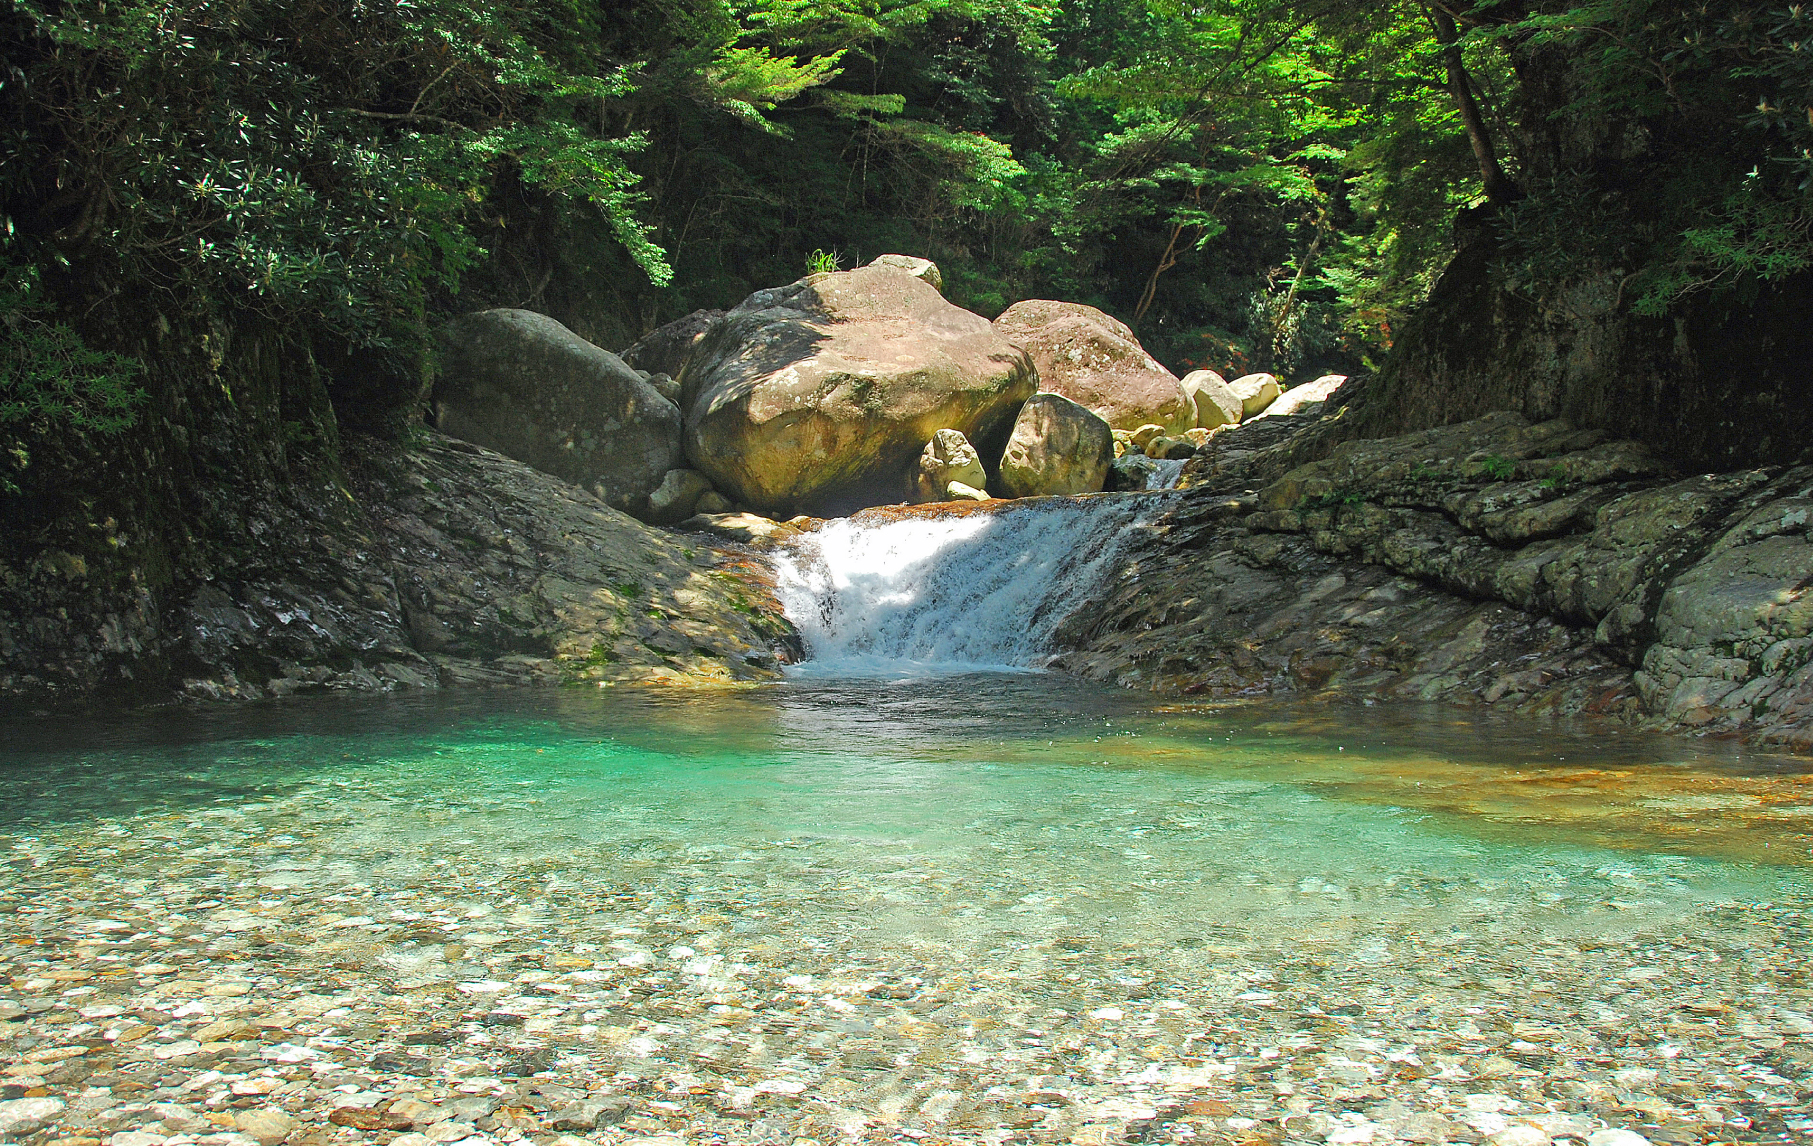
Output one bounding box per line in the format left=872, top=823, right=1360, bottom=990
left=0, top=686, right=1809, bottom=1146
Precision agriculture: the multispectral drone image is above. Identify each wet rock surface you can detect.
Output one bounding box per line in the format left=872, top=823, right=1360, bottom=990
left=2, top=432, right=799, bottom=703
left=1058, top=412, right=1813, bottom=751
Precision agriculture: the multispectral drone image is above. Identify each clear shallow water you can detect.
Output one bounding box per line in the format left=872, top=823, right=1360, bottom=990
left=1, top=679, right=1810, bottom=1144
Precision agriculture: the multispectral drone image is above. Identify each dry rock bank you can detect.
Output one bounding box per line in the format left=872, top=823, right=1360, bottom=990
left=1053, top=406, right=1813, bottom=753
left=0, top=432, right=798, bottom=704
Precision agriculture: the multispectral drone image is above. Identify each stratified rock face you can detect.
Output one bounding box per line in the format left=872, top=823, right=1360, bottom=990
left=1639, top=474, right=1813, bottom=751
left=681, top=266, right=1035, bottom=518
left=618, top=308, right=726, bottom=379
left=911, top=429, right=987, bottom=504
left=1181, top=369, right=1241, bottom=429
left=434, top=309, right=681, bottom=516
left=992, top=301, right=1192, bottom=432
left=1053, top=409, right=1813, bottom=753
left=999, top=393, right=1114, bottom=498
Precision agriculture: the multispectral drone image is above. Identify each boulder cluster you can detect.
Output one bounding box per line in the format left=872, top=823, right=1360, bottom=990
left=431, top=257, right=1341, bottom=525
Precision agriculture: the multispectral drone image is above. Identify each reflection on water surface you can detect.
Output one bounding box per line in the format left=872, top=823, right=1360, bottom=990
left=0, top=678, right=1807, bottom=1145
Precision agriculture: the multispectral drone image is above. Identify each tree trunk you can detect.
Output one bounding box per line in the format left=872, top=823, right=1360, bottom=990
left=1427, top=4, right=1520, bottom=206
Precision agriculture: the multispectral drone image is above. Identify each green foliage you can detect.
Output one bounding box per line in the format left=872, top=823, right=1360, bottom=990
left=4, top=0, right=1801, bottom=468
left=0, top=261, right=145, bottom=491
left=1301, top=486, right=1368, bottom=510
left=0, top=265, right=144, bottom=440
left=1479, top=455, right=1516, bottom=482
left=1488, top=2, right=1812, bottom=314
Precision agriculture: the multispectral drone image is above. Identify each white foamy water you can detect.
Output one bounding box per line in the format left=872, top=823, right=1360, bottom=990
left=1146, top=457, right=1188, bottom=489
left=774, top=495, right=1164, bottom=673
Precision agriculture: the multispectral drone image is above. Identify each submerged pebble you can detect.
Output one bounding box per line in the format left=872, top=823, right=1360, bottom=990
left=0, top=689, right=1808, bottom=1146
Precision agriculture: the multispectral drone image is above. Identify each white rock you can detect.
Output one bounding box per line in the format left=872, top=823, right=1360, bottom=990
left=1587, top=1132, right=1652, bottom=1146
left=108, top=1133, right=166, bottom=1146
left=1227, top=372, right=1282, bottom=417
left=1488, top=1126, right=1551, bottom=1146
left=0, top=1098, right=66, bottom=1136
left=1256, top=373, right=1346, bottom=417
left=234, top=1108, right=296, bottom=1146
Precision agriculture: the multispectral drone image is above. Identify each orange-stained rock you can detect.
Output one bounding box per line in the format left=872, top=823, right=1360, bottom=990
left=992, top=300, right=1191, bottom=432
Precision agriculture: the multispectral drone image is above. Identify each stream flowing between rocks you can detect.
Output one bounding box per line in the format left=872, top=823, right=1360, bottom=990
left=0, top=680, right=1809, bottom=1146
left=2, top=504, right=1811, bottom=1146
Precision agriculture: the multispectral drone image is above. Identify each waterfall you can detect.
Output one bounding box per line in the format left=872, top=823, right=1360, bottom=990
left=1146, top=458, right=1187, bottom=490
left=773, top=494, right=1168, bottom=675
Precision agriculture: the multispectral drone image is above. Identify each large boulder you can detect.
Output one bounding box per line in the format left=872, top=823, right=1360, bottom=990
left=681, top=267, right=1035, bottom=517
left=911, top=429, right=988, bottom=503
left=1258, top=374, right=1347, bottom=418
left=618, top=308, right=725, bottom=379
left=434, top=309, right=681, bottom=516
left=1227, top=372, right=1282, bottom=417
left=866, top=254, right=943, bottom=293
left=998, top=393, right=1114, bottom=498
left=644, top=468, right=715, bottom=525
left=992, top=301, right=1192, bottom=432
left=1181, top=369, right=1241, bottom=429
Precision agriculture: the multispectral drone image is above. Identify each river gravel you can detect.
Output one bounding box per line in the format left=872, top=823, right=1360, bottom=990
left=0, top=786, right=1808, bottom=1146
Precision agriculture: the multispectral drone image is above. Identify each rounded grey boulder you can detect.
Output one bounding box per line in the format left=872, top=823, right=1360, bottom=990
left=999, top=393, right=1115, bottom=497
left=434, top=309, right=681, bottom=518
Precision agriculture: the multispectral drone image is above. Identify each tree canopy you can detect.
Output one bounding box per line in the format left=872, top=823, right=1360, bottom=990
left=2, top=0, right=1807, bottom=465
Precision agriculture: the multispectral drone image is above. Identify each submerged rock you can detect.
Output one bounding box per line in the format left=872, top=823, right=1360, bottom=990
left=433, top=308, right=681, bottom=518
left=993, top=301, right=1193, bottom=432
left=681, top=266, right=1035, bottom=517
